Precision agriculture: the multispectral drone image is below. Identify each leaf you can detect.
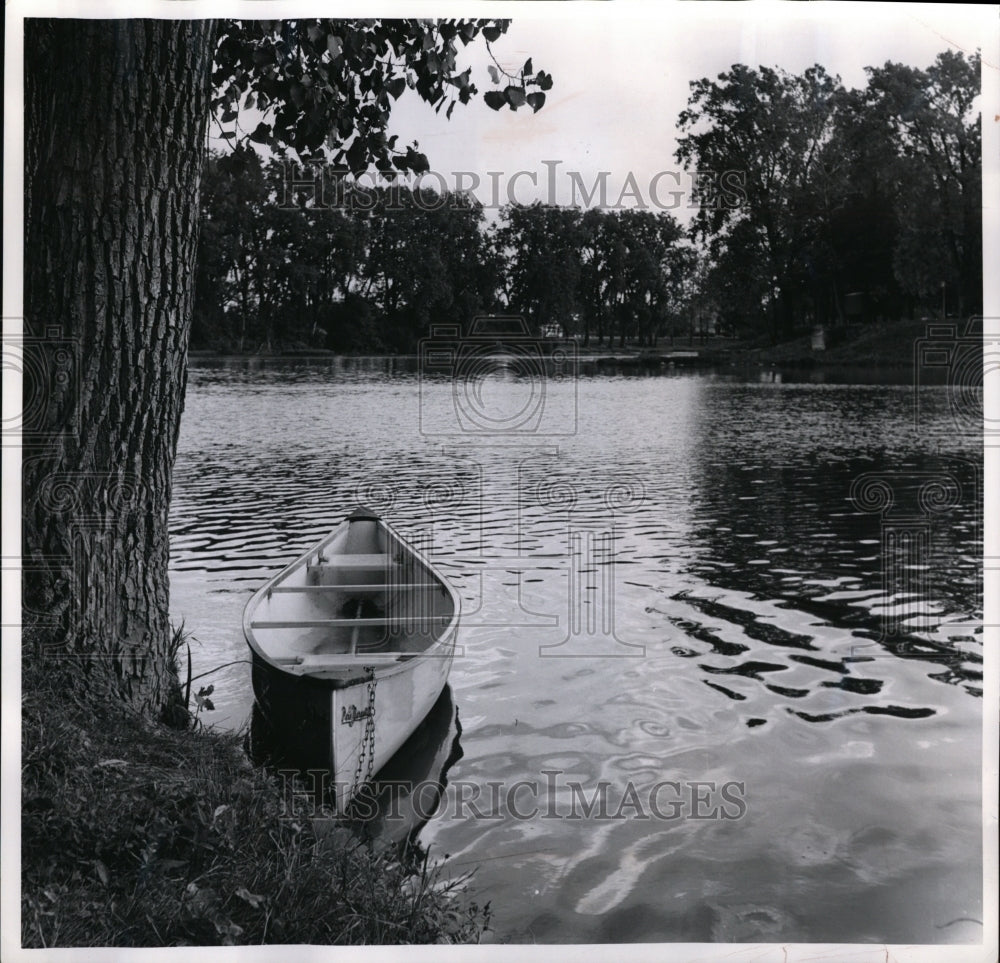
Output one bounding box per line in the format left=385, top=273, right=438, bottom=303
left=94, top=860, right=109, bottom=887
left=523, top=58, right=533, bottom=77
left=404, top=146, right=430, bottom=174
left=235, top=887, right=265, bottom=908
left=327, top=35, right=343, bottom=59
left=350, top=135, right=373, bottom=170
left=537, top=71, right=554, bottom=92
left=505, top=86, right=526, bottom=108
left=527, top=92, right=546, bottom=113
left=213, top=805, right=229, bottom=822
left=483, top=25, right=502, bottom=43
left=248, top=122, right=271, bottom=145
left=483, top=90, right=505, bottom=111
left=487, top=65, right=499, bottom=84
left=386, top=77, right=405, bottom=100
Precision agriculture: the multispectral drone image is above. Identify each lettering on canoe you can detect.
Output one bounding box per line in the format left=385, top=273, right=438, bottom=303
left=341, top=704, right=374, bottom=727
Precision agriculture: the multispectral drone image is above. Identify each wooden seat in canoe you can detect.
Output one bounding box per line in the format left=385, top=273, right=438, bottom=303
left=248, top=615, right=450, bottom=629
left=269, top=582, right=440, bottom=594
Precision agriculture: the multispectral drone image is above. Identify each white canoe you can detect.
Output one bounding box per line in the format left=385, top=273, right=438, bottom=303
left=243, top=507, right=460, bottom=811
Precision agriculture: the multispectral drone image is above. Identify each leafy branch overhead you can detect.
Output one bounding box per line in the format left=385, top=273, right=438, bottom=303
left=211, top=19, right=552, bottom=175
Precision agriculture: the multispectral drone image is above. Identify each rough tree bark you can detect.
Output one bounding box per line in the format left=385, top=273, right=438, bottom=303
left=23, top=19, right=215, bottom=715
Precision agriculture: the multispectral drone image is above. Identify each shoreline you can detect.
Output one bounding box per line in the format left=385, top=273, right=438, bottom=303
left=20, top=661, right=490, bottom=947
left=188, top=318, right=962, bottom=371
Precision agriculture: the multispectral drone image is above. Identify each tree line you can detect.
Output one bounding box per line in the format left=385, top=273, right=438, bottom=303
left=676, top=51, right=982, bottom=339
left=193, top=154, right=696, bottom=352
left=194, top=48, right=982, bottom=352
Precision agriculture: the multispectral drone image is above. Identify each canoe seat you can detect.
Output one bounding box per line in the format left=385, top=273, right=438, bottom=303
left=250, top=616, right=450, bottom=629
left=271, top=582, right=439, bottom=594
left=307, top=556, right=401, bottom=587
left=274, top=653, right=407, bottom=670
left=323, top=554, right=395, bottom=569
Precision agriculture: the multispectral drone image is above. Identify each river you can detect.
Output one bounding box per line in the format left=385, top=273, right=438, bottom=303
left=169, top=357, right=983, bottom=944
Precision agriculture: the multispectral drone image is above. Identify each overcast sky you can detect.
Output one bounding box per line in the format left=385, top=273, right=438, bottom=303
left=370, top=2, right=998, bottom=217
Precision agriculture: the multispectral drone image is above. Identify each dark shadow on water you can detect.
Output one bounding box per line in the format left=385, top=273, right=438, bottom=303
left=247, top=685, right=462, bottom=856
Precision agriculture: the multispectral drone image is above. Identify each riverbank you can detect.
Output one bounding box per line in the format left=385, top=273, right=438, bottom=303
left=189, top=318, right=955, bottom=370
left=736, top=318, right=959, bottom=368
left=582, top=319, right=956, bottom=369
left=21, top=661, right=490, bottom=947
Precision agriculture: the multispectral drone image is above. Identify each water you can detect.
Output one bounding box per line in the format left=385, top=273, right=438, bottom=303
left=169, top=358, right=983, bottom=944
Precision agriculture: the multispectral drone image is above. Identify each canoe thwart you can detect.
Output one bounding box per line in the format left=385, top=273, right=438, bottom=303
left=270, top=582, right=440, bottom=594
left=273, top=653, right=408, bottom=669
left=313, top=554, right=397, bottom=569
left=249, top=616, right=450, bottom=629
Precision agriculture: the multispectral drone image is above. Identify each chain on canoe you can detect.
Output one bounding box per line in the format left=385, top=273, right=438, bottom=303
left=349, top=665, right=377, bottom=803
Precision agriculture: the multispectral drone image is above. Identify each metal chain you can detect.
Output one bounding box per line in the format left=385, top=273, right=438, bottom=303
left=349, top=668, right=378, bottom=803
left=364, top=669, right=377, bottom=783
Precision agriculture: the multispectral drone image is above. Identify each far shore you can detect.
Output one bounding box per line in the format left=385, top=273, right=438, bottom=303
left=189, top=317, right=972, bottom=371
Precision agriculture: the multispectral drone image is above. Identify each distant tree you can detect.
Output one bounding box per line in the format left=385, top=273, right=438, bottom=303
left=676, top=63, right=844, bottom=339
left=365, top=188, right=494, bottom=351
left=804, top=86, right=904, bottom=324
left=613, top=209, right=686, bottom=347
left=676, top=52, right=982, bottom=334
left=573, top=208, right=688, bottom=347
left=864, top=51, right=981, bottom=315
left=498, top=204, right=585, bottom=334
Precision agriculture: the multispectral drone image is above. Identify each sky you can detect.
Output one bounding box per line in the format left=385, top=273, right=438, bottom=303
left=365, top=2, right=999, bottom=217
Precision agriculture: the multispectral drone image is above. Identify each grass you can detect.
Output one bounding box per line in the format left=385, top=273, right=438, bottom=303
left=738, top=318, right=955, bottom=368
left=20, top=658, right=491, bottom=947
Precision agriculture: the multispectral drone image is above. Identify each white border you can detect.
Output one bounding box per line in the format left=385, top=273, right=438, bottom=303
left=3, top=3, right=998, bottom=962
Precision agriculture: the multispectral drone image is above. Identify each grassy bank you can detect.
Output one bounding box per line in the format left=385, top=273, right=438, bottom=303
left=21, top=664, right=490, bottom=947
left=657, top=319, right=946, bottom=368
left=748, top=318, right=946, bottom=368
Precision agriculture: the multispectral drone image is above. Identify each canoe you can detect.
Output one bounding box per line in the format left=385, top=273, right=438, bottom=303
left=243, top=507, right=460, bottom=811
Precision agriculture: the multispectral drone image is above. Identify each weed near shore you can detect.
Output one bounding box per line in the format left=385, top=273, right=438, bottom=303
left=21, top=663, right=489, bottom=947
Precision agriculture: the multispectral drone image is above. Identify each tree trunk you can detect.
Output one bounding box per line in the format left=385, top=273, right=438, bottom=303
left=23, top=19, right=215, bottom=715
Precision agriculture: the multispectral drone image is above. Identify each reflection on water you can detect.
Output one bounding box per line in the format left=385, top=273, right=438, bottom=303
left=170, top=360, right=982, bottom=944
left=248, top=685, right=462, bottom=854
